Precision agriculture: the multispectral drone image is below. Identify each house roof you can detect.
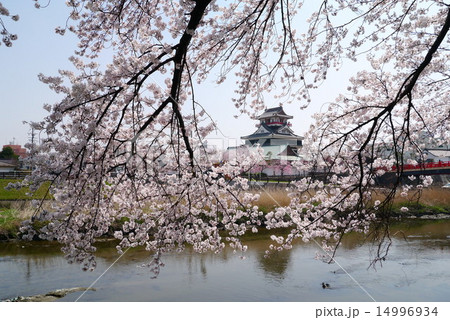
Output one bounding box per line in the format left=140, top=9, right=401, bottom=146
left=425, top=149, right=450, bottom=158
left=0, top=160, right=16, bottom=168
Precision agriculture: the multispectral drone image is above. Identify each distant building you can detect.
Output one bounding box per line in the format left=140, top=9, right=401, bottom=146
left=2, top=144, right=27, bottom=159
left=424, top=148, right=450, bottom=163
left=240, top=106, right=303, bottom=162
left=220, top=106, right=305, bottom=177
left=416, top=132, right=450, bottom=162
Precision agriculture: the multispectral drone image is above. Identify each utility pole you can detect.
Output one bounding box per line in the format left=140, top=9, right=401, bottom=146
left=26, top=122, right=36, bottom=170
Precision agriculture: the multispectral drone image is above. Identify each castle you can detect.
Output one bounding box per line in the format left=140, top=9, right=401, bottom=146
left=220, top=106, right=303, bottom=177
left=240, top=106, right=303, bottom=162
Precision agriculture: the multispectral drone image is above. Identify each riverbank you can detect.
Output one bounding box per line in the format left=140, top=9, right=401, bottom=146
left=3, top=287, right=96, bottom=302
left=254, top=186, right=450, bottom=216
left=1, top=187, right=450, bottom=240
left=0, top=201, right=35, bottom=240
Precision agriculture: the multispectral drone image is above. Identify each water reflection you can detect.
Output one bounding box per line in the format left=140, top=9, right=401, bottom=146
left=257, top=249, right=291, bottom=281
left=0, top=219, right=449, bottom=302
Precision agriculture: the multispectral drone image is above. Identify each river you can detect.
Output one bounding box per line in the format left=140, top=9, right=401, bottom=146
left=1, top=220, right=449, bottom=302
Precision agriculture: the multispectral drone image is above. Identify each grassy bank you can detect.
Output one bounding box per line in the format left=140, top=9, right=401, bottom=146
left=0, top=202, right=35, bottom=239
left=255, top=186, right=450, bottom=216
left=0, top=179, right=51, bottom=200
left=0, top=179, right=51, bottom=240
left=373, top=187, right=450, bottom=217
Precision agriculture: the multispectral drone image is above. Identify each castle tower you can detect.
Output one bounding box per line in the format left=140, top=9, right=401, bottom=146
left=240, top=106, right=303, bottom=161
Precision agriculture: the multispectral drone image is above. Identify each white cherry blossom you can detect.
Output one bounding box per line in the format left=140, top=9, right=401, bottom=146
left=5, top=0, right=447, bottom=272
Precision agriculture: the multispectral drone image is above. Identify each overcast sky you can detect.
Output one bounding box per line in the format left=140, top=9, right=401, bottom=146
left=0, top=2, right=360, bottom=150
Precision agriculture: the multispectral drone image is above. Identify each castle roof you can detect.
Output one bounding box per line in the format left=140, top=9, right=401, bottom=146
left=257, top=106, right=293, bottom=120
left=241, top=123, right=302, bottom=140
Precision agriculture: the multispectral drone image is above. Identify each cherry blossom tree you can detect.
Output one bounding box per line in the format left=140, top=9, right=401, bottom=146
left=5, top=0, right=449, bottom=271
left=266, top=0, right=449, bottom=263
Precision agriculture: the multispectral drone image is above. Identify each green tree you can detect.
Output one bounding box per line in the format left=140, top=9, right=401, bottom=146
left=0, top=146, right=18, bottom=160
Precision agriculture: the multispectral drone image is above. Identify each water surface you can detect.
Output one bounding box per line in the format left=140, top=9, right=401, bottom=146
left=1, top=220, right=449, bottom=302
